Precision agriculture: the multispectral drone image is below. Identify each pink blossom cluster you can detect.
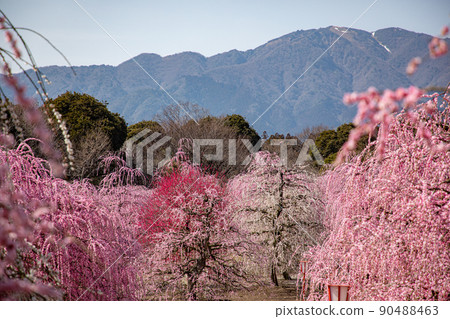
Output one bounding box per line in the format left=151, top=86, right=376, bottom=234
left=0, top=17, right=20, bottom=58
left=406, top=57, right=422, bottom=75
left=429, top=36, right=448, bottom=58
left=340, top=85, right=434, bottom=162
left=406, top=25, right=448, bottom=75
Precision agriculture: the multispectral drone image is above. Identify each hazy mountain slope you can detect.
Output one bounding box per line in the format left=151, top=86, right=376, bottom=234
left=14, top=26, right=450, bottom=134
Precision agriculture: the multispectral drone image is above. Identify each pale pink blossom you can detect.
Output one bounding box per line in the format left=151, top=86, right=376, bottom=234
left=406, top=57, right=422, bottom=75
left=429, top=37, right=448, bottom=58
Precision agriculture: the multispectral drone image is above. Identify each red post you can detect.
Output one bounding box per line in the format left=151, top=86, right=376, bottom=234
left=298, top=261, right=308, bottom=300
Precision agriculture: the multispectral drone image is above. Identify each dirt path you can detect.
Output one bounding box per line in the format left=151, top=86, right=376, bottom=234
left=226, top=279, right=300, bottom=301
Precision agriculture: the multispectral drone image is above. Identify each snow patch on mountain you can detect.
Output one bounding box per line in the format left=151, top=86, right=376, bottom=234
left=372, top=31, right=392, bottom=53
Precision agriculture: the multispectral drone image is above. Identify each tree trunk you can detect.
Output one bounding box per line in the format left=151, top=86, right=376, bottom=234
left=271, top=263, right=279, bottom=286
left=187, top=274, right=198, bottom=301
left=271, top=171, right=284, bottom=286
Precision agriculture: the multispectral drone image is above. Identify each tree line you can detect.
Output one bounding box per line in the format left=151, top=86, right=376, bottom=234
left=1, top=90, right=369, bottom=181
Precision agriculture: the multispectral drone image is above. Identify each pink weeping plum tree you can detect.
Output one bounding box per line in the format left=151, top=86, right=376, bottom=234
left=1, top=14, right=148, bottom=300
left=304, top=87, right=450, bottom=300
left=0, top=13, right=66, bottom=300
left=0, top=143, right=148, bottom=300
left=303, top=25, right=450, bottom=301
left=138, top=150, right=257, bottom=300
left=0, top=138, right=61, bottom=300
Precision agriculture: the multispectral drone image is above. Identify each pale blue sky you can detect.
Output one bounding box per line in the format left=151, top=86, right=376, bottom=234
left=1, top=0, right=449, bottom=70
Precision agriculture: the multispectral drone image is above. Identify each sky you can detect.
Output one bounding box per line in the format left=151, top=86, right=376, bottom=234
left=1, top=0, right=449, bottom=71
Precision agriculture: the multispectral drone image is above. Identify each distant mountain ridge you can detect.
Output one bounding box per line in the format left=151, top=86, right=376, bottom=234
left=15, top=26, right=450, bottom=134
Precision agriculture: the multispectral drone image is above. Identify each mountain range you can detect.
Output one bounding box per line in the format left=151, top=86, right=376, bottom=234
left=16, top=26, right=450, bottom=134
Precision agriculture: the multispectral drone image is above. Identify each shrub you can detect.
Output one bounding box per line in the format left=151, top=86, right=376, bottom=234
left=49, top=91, right=127, bottom=151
